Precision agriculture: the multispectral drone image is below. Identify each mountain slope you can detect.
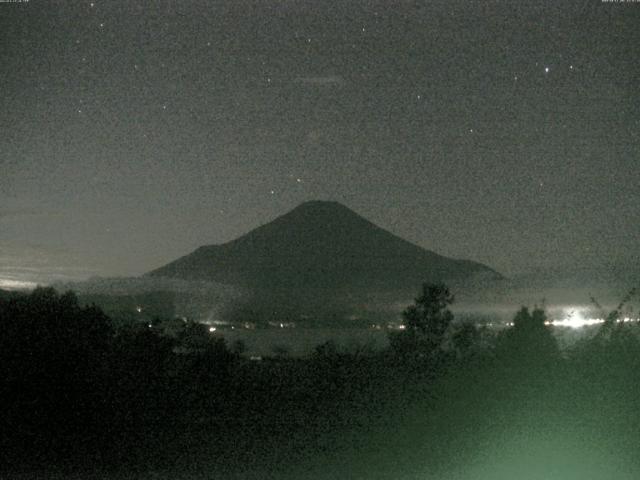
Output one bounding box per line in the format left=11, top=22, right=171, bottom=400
left=147, top=201, right=501, bottom=292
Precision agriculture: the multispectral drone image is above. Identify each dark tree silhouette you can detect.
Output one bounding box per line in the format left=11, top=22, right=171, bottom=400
left=450, top=321, right=482, bottom=358
left=389, top=283, right=454, bottom=356
left=314, top=339, right=339, bottom=358
left=0, top=287, right=114, bottom=464
left=230, top=339, right=247, bottom=355
left=574, top=288, right=640, bottom=371
left=496, top=306, right=560, bottom=364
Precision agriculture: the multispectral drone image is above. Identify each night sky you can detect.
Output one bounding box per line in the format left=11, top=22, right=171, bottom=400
left=1, top=0, right=639, bottom=287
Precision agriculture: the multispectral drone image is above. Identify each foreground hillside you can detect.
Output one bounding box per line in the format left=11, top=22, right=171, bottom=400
left=2, top=286, right=640, bottom=479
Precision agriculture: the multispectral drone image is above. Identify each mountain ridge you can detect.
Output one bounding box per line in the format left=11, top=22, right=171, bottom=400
left=147, top=201, right=501, bottom=291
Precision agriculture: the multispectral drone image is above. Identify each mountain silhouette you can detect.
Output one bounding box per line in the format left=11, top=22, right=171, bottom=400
left=148, top=201, right=501, bottom=293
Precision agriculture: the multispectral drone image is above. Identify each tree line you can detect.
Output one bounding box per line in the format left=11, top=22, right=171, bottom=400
left=1, top=284, right=639, bottom=478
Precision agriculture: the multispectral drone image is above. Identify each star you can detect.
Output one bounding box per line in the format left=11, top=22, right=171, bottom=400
left=99, top=23, right=105, bottom=28
left=544, top=66, right=550, bottom=74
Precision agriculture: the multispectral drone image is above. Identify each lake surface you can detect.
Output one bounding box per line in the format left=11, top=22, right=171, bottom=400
left=214, top=318, right=639, bottom=357
left=214, top=327, right=390, bottom=357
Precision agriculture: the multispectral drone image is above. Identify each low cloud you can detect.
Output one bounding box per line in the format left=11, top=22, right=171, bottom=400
left=0, top=278, right=39, bottom=290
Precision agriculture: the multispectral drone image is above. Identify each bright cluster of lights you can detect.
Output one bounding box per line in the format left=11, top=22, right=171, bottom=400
left=546, top=317, right=605, bottom=329
left=548, top=307, right=640, bottom=329
left=484, top=307, right=640, bottom=330
left=549, top=317, right=639, bottom=329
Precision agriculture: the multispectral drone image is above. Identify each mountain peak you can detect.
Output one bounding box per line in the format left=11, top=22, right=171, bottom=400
left=295, top=199, right=350, bottom=210
left=288, top=200, right=358, bottom=218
